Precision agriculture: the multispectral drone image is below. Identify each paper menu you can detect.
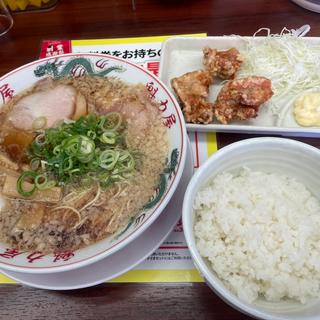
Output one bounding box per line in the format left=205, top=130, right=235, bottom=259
left=40, top=34, right=204, bottom=76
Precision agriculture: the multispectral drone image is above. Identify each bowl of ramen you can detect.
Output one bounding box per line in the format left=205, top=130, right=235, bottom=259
left=0, top=53, right=187, bottom=273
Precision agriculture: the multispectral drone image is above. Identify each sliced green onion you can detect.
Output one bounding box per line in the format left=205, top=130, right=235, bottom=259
left=119, top=151, right=135, bottom=171
left=99, top=113, right=122, bottom=131
left=100, top=131, right=116, bottom=144
left=77, top=153, right=95, bottom=164
left=35, top=174, right=48, bottom=190
left=40, top=160, right=48, bottom=170
left=110, top=174, right=125, bottom=182
left=17, top=171, right=37, bottom=197
left=19, top=112, right=136, bottom=193
left=53, top=146, right=61, bottom=155
left=64, top=136, right=81, bottom=156
left=99, top=172, right=112, bottom=188
left=63, top=158, right=73, bottom=171
left=78, top=136, right=95, bottom=155
left=98, top=150, right=119, bottom=170
left=69, top=168, right=81, bottom=175
left=30, top=158, right=40, bottom=171
left=87, top=130, right=96, bottom=139
left=34, top=133, right=46, bottom=146
left=63, top=119, right=75, bottom=125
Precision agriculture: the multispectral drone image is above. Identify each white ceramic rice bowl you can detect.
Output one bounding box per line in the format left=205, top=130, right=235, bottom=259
left=0, top=53, right=187, bottom=274
left=183, top=137, right=320, bottom=320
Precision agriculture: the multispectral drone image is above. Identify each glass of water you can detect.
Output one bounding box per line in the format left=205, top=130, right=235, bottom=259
left=0, top=0, right=13, bottom=36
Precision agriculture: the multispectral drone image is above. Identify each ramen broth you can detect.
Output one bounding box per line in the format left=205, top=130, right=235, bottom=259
left=0, top=76, right=168, bottom=253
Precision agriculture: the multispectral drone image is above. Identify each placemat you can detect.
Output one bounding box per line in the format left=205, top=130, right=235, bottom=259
left=0, top=34, right=217, bottom=284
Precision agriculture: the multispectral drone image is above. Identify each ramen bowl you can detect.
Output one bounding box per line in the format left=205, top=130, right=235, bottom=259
left=0, top=53, right=187, bottom=274
left=183, top=137, right=320, bottom=320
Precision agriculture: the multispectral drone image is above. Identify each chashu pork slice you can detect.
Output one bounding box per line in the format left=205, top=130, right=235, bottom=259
left=7, top=83, right=87, bottom=131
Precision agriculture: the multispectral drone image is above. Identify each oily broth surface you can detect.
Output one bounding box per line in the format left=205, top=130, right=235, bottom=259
left=0, top=76, right=168, bottom=253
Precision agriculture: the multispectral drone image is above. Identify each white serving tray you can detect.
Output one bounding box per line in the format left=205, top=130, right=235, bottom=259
left=159, top=36, right=320, bottom=137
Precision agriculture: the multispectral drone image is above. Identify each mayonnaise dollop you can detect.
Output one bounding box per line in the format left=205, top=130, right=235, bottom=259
left=293, top=93, right=320, bottom=127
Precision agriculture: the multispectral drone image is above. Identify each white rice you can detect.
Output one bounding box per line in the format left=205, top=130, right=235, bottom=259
left=194, top=167, right=320, bottom=303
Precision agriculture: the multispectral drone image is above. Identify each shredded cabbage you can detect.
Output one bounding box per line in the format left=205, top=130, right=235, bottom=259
left=237, top=27, right=320, bottom=114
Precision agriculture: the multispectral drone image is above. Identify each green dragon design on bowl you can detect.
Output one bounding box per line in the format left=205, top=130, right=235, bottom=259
left=34, top=57, right=125, bottom=79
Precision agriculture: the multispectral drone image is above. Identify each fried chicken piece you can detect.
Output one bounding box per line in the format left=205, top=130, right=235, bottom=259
left=203, top=47, right=243, bottom=80
left=171, top=70, right=214, bottom=124
left=214, top=76, right=273, bottom=124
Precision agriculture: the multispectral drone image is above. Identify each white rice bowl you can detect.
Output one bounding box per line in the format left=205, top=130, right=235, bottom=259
left=183, top=137, right=320, bottom=320
left=194, top=167, right=320, bottom=304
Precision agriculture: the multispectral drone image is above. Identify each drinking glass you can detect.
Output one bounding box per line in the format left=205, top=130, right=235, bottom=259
left=0, top=0, right=13, bottom=36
